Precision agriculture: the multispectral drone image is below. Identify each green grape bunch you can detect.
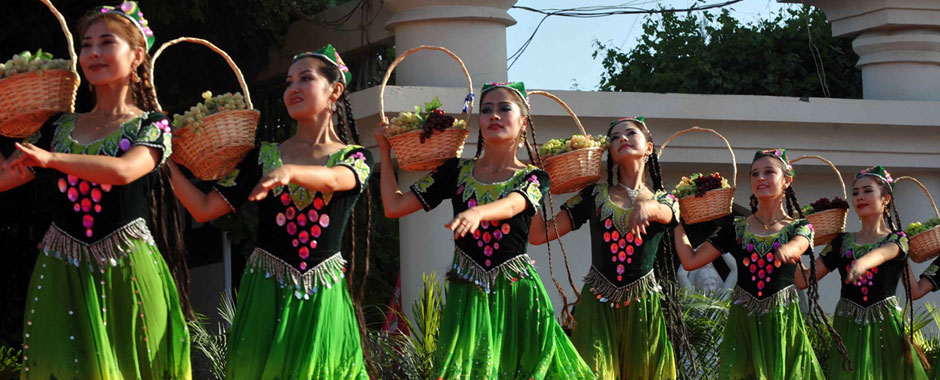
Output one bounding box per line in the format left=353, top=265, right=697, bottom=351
left=172, top=91, right=248, bottom=133
left=0, top=50, right=71, bottom=79
left=385, top=96, right=466, bottom=138
left=538, top=134, right=609, bottom=158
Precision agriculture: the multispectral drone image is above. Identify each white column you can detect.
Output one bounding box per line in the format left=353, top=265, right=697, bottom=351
left=781, top=0, right=940, bottom=101
left=384, top=0, right=516, bottom=86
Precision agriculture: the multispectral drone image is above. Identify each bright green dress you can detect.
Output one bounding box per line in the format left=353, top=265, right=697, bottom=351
left=411, top=158, right=594, bottom=380
left=214, top=142, right=372, bottom=379
left=20, top=112, right=191, bottom=379
left=561, top=183, right=678, bottom=380
left=707, top=217, right=823, bottom=380
left=818, top=232, right=927, bottom=379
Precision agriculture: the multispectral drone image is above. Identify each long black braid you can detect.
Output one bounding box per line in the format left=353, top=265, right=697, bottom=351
left=877, top=180, right=928, bottom=367
left=525, top=116, right=581, bottom=327
left=784, top=184, right=852, bottom=370
left=305, top=56, right=372, bottom=346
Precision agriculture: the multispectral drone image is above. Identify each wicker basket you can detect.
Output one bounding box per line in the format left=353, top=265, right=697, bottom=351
left=380, top=46, right=472, bottom=171
left=896, top=176, right=940, bottom=263
left=658, top=127, right=737, bottom=224
left=791, top=155, right=848, bottom=246
left=0, top=0, right=79, bottom=138
left=526, top=90, right=603, bottom=194
left=151, top=37, right=259, bottom=180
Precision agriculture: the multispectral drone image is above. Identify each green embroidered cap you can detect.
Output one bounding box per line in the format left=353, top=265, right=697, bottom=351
left=609, top=116, right=651, bottom=140
left=754, top=148, right=793, bottom=176
left=292, top=44, right=351, bottom=85
left=481, top=82, right=528, bottom=108
left=94, top=2, right=154, bottom=51
left=856, top=165, right=895, bottom=190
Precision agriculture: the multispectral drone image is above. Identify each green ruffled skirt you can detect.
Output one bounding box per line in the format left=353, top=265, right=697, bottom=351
left=225, top=249, right=368, bottom=380
left=825, top=297, right=928, bottom=380
left=718, top=286, right=823, bottom=380
left=433, top=252, right=594, bottom=380
left=570, top=273, right=676, bottom=380
left=21, top=222, right=191, bottom=380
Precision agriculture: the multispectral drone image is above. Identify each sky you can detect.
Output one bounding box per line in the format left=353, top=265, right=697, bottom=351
left=506, top=0, right=799, bottom=90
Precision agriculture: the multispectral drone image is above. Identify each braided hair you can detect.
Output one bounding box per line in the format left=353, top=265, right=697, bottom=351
left=606, top=119, right=695, bottom=369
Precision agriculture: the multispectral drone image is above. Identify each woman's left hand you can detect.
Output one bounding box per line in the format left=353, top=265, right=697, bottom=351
left=446, top=208, right=483, bottom=239
left=845, top=264, right=867, bottom=284
left=4, top=142, right=54, bottom=169
left=628, top=199, right=655, bottom=237
left=249, top=165, right=293, bottom=201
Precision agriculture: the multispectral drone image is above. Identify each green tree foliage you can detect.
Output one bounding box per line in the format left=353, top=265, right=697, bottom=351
left=594, top=6, right=862, bottom=98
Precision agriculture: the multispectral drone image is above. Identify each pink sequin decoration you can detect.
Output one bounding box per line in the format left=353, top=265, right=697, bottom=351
left=319, top=213, right=330, bottom=228
left=299, top=231, right=309, bottom=244
left=314, top=197, right=324, bottom=210
left=57, top=179, right=67, bottom=193
left=285, top=207, right=296, bottom=220
left=299, top=247, right=309, bottom=259
left=280, top=192, right=291, bottom=206
left=79, top=181, right=90, bottom=195
left=276, top=213, right=286, bottom=226
left=91, top=188, right=102, bottom=202
left=300, top=261, right=308, bottom=270
left=287, top=222, right=297, bottom=235
left=67, top=175, right=78, bottom=186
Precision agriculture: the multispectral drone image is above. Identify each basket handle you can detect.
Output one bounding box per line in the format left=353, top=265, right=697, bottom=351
left=658, top=126, right=737, bottom=188
left=39, top=0, right=78, bottom=73
left=790, top=155, right=847, bottom=199
left=896, top=176, right=940, bottom=218
left=379, top=46, right=473, bottom=123
left=150, top=37, right=254, bottom=112
left=526, top=90, right=585, bottom=135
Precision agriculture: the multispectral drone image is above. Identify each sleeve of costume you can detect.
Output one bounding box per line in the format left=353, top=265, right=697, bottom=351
left=334, top=147, right=373, bottom=194
left=921, top=257, right=940, bottom=291
left=510, top=168, right=550, bottom=216
left=790, top=218, right=815, bottom=246
left=654, top=190, right=681, bottom=228
left=706, top=216, right=737, bottom=254
left=560, top=184, right=594, bottom=230
left=409, top=157, right=459, bottom=211
left=132, top=112, right=172, bottom=165
left=818, top=233, right=844, bottom=271
left=884, top=231, right=910, bottom=260
left=212, top=147, right=261, bottom=212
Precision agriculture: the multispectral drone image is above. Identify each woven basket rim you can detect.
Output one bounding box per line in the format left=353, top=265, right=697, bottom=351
left=542, top=146, right=606, bottom=163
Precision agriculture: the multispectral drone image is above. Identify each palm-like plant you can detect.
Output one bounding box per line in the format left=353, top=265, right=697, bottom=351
left=189, top=291, right=236, bottom=380
left=677, top=288, right=731, bottom=379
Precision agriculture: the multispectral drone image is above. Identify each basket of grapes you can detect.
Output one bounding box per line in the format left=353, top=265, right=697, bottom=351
left=790, top=155, right=849, bottom=245
left=529, top=90, right=608, bottom=194
left=380, top=46, right=472, bottom=171
left=660, top=127, right=737, bottom=224
left=0, top=0, right=80, bottom=138
left=896, top=176, right=940, bottom=262
left=151, top=37, right=259, bottom=180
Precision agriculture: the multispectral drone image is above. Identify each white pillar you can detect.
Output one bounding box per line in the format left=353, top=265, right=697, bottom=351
left=382, top=0, right=517, bottom=318
left=384, top=0, right=516, bottom=86
left=782, top=0, right=940, bottom=101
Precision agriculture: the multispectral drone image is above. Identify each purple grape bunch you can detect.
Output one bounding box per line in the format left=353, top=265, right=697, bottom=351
left=419, top=109, right=455, bottom=143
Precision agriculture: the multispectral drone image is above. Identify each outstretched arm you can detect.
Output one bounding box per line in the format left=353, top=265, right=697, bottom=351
left=0, top=152, right=35, bottom=191
left=447, top=192, right=527, bottom=240
left=529, top=209, right=574, bottom=245
left=674, top=224, right=723, bottom=271
left=795, top=257, right=830, bottom=290
left=373, top=121, right=423, bottom=218
left=167, top=161, right=232, bottom=223
left=4, top=142, right=159, bottom=185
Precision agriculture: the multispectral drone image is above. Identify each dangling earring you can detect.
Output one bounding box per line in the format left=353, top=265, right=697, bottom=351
left=131, top=70, right=141, bottom=83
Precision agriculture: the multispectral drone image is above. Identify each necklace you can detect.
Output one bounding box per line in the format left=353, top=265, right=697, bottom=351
left=752, top=214, right=785, bottom=230
left=617, top=182, right=642, bottom=204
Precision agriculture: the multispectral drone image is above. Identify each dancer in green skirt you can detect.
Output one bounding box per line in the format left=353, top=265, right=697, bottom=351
left=374, top=81, right=594, bottom=380
left=796, top=165, right=928, bottom=379
left=673, top=148, right=825, bottom=380
left=0, top=2, right=192, bottom=378
left=168, top=44, right=371, bottom=379
left=529, top=117, right=679, bottom=379
left=911, top=253, right=940, bottom=378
